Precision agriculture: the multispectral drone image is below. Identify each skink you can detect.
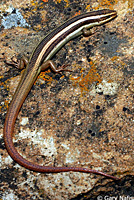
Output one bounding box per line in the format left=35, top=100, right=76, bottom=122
left=4, top=9, right=118, bottom=180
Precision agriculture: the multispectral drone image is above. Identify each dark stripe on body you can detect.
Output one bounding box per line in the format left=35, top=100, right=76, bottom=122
left=28, top=9, right=116, bottom=71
